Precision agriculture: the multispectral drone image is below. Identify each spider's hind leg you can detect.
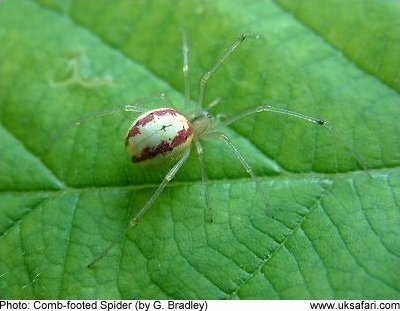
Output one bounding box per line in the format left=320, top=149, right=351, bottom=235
left=87, top=148, right=191, bottom=268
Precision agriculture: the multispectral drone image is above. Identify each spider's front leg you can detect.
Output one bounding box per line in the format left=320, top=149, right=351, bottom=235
left=181, top=29, right=191, bottom=110
left=215, top=104, right=369, bottom=173
left=197, top=33, right=259, bottom=109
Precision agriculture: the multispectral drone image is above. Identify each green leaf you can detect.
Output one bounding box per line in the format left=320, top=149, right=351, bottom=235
left=0, top=0, right=399, bottom=299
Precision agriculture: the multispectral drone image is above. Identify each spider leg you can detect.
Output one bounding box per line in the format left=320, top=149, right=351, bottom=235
left=72, top=101, right=156, bottom=126
left=215, top=133, right=273, bottom=213
left=88, top=148, right=191, bottom=268
left=194, top=138, right=213, bottom=222
left=130, top=148, right=191, bottom=226
left=181, top=29, right=191, bottom=110
left=47, top=95, right=169, bottom=151
left=60, top=103, right=147, bottom=133
left=197, top=33, right=258, bottom=109
left=207, top=97, right=221, bottom=110
left=72, top=93, right=173, bottom=126
left=218, top=134, right=257, bottom=179
left=215, top=104, right=369, bottom=174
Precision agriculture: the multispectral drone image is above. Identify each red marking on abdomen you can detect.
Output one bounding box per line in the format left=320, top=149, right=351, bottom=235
left=127, top=126, right=140, bottom=139
left=132, top=140, right=171, bottom=163
left=127, top=109, right=179, bottom=140
left=131, top=125, right=193, bottom=163
left=137, top=109, right=178, bottom=127
left=172, top=126, right=193, bottom=147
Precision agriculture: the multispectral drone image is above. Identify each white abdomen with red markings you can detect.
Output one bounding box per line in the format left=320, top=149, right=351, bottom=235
left=125, top=108, right=194, bottom=166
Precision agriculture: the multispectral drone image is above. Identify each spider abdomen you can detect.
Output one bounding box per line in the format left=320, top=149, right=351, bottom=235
left=125, top=108, right=194, bottom=166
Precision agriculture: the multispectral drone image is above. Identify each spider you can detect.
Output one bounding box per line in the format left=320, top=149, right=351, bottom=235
left=79, top=31, right=366, bottom=268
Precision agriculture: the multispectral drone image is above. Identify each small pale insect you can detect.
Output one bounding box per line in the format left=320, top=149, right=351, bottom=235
left=82, top=31, right=367, bottom=268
